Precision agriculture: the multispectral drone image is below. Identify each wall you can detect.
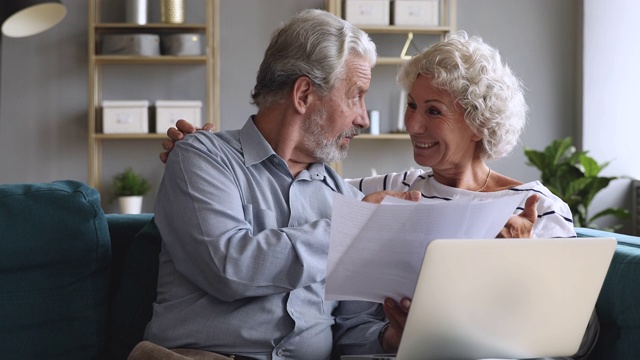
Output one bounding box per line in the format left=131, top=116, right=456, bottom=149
left=582, top=0, right=640, bottom=233
left=0, top=0, right=580, bottom=214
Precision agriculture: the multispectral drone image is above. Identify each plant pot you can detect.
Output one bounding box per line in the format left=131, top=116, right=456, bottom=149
left=118, top=196, right=143, bottom=214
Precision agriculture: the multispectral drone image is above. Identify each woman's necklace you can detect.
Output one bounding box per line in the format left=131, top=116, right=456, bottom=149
left=474, top=168, right=492, bottom=192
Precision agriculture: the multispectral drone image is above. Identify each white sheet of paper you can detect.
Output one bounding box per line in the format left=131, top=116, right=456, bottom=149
left=325, top=192, right=528, bottom=303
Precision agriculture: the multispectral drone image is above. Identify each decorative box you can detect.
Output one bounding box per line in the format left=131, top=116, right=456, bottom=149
left=155, top=100, right=202, bottom=134
left=102, top=34, right=160, bottom=56
left=102, top=100, right=149, bottom=134
left=393, top=0, right=440, bottom=26
left=344, top=0, right=390, bottom=26
left=160, top=34, right=202, bottom=56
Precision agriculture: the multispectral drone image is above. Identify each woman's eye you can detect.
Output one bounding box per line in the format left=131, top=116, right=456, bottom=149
left=407, top=102, right=417, bottom=110
left=428, top=107, right=441, bottom=115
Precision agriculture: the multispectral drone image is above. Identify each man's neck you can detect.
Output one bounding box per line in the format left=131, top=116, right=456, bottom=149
left=253, top=110, right=316, bottom=178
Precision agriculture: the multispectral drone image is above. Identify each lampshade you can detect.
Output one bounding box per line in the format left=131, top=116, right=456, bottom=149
left=1, top=0, right=67, bottom=38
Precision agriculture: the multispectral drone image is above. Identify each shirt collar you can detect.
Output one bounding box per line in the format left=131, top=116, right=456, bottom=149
left=238, top=116, right=329, bottom=181
left=239, top=116, right=276, bottom=167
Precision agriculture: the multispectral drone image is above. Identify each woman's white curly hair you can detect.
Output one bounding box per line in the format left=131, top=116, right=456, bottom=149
left=397, top=31, right=528, bottom=160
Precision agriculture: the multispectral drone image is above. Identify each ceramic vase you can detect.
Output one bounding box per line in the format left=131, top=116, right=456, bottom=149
left=118, top=196, right=143, bottom=214
left=126, top=0, right=147, bottom=24
left=160, top=0, right=185, bottom=24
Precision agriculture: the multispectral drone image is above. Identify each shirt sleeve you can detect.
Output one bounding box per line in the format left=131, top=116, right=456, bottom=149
left=154, top=135, right=331, bottom=302
left=346, top=169, right=424, bottom=195
left=332, top=301, right=387, bottom=356
left=523, top=183, right=577, bottom=238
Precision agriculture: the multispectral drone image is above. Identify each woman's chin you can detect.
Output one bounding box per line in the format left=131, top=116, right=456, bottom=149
left=413, top=153, right=435, bottom=168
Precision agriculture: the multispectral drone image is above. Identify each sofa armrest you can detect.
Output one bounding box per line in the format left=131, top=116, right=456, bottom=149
left=575, top=227, right=640, bottom=359
left=576, top=227, right=640, bottom=248
left=0, top=181, right=111, bottom=359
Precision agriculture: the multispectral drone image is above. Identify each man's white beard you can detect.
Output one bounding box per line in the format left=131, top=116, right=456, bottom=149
left=302, top=106, right=359, bottom=163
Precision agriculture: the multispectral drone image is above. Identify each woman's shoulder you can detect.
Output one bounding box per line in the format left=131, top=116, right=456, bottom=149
left=512, top=180, right=564, bottom=202
left=512, top=180, right=572, bottom=214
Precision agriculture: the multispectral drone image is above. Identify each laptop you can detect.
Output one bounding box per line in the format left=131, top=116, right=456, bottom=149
left=342, top=237, right=616, bottom=360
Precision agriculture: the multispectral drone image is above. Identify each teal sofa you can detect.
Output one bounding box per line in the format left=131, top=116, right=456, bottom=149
left=0, top=181, right=157, bottom=360
left=0, top=180, right=639, bottom=359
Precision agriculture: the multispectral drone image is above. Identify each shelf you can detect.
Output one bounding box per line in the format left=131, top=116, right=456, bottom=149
left=92, top=133, right=168, bottom=140
left=356, top=133, right=410, bottom=140
left=376, top=57, right=408, bottom=65
left=94, top=23, right=207, bottom=33
left=356, top=25, right=453, bottom=35
left=94, top=55, right=207, bottom=64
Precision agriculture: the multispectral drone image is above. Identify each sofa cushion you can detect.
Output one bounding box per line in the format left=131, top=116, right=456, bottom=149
left=106, top=218, right=161, bottom=360
left=0, top=181, right=111, bottom=360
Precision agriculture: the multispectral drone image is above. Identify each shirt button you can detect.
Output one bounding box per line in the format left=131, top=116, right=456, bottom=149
left=277, top=349, right=284, bottom=356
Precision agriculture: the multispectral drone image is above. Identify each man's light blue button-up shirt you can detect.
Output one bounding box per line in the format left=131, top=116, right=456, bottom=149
left=148, top=118, right=386, bottom=359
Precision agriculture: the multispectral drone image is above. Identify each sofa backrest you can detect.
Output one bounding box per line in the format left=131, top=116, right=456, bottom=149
left=0, top=181, right=111, bottom=360
left=105, top=215, right=159, bottom=360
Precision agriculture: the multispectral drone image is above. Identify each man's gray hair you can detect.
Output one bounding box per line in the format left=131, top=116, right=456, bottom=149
left=251, top=9, right=377, bottom=109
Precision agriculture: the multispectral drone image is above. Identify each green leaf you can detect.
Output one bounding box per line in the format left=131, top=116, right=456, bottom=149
left=588, top=208, right=630, bottom=224
left=550, top=137, right=574, bottom=166
left=524, top=148, right=547, bottom=171
left=579, top=154, right=601, bottom=177
left=523, top=136, right=626, bottom=229
left=111, top=167, right=151, bottom=200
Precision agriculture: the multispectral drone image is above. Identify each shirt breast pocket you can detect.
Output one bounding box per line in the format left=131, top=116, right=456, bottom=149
left=242, top=203, right=279, bottom=234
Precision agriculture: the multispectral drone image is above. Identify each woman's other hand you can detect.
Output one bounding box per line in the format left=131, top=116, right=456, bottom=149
left=498, top=194, right=539, bottom=238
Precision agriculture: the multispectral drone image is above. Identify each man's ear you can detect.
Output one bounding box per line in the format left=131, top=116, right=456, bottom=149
left=291, top=76, right=315, bottom=114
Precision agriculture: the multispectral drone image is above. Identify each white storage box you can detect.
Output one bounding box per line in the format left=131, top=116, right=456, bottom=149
left=102, top=34, right=160, bottom=56
left=102, top=100, right=149, bottom=134
left=393, top=0, right=440, bottom=26
left=345, top=0, right=390, bottom=26
left=155, top=100, right=202, bottom=134
left=160, top=34, right=202, bottom=56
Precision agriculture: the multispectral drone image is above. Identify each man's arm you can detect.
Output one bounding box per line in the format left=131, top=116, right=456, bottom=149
left=332, top=301, right=387, bottom=356
left=156, top=134, right=331, bottom=302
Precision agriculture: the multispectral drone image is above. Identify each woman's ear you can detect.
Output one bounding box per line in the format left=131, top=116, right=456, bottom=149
left=291, top=76, right=315, bottom=114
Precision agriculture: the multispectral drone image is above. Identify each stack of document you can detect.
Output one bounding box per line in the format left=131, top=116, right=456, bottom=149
left=325, top=193, right=526, bottom=303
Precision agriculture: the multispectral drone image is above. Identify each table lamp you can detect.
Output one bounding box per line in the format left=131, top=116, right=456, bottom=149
left=1, top=0, right=67, bottom=121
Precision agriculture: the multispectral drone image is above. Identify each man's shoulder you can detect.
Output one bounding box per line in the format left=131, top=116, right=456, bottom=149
left=179, top=129, right=241, bottom=152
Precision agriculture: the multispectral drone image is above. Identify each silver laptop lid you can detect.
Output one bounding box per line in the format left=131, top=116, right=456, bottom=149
left=396, top=237, right=616, bottom=360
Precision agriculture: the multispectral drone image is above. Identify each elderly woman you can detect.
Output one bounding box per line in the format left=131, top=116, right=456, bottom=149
left=347, top=31, right=591, bottom=358
left=352, top=31, right=575, bottom=239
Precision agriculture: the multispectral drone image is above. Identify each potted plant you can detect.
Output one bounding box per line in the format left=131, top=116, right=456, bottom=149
left=112, top=167, right=151, bottom=214
left=524, top=137, right=629, bottom=230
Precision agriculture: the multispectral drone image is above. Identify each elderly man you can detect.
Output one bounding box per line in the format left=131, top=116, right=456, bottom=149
left=132, top=9, right=418, bottom=360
